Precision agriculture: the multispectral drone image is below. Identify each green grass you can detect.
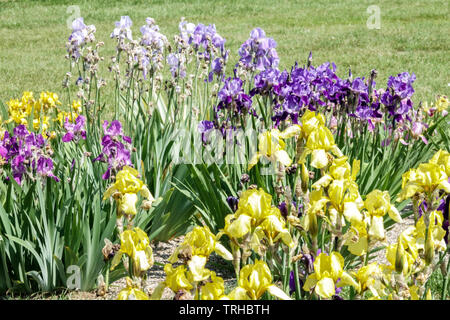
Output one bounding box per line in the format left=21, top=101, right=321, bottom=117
left=0, top=0, right=449, bottom=108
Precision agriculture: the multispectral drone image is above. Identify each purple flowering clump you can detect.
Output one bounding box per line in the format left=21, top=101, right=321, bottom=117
left=62, top=115, right=86, bottom=143
left=271, top=62, right=351, bottom=125
left=381, top=72, right=416, bottom=122
left=238, top=28, right=279, bottom=72
left=93, top=120, right=133, bottom=180
left=250, top=68, right=288, bottom=97
left=180, top=20, right=229, bottom=82
left=216, top=77, right=253, bottom=116
left=0, top=125, right=58, bottom=184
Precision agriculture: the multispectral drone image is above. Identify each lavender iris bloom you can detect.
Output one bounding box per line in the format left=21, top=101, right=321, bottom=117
left=238, top=28, right=279, bottom=72
left=111, top=16, right=133, bottom=40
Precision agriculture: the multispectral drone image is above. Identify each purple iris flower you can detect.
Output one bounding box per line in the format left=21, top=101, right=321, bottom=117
left=289, top=270, right=304, bottom=295
left=93, top=120, right=133, bottom=180
left=216, top=77, right=253, bottom=116
left=111, top=16, right=133, bottom=40
left=0, top=126, right=58, bottom=184
left=381, top=72, right=416, bottom=122
left=198, top=120, right=215, bottom=144
left=167, top=53, right=186, bottom=79
left=238, top=28, right=279, bottom=72
left=62, top=115, right=86, bottom=143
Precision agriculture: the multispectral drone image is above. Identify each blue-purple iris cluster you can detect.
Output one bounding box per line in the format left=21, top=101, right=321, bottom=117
left=238, top=27, right=279, bottom=72
left=93, top=120, right=133, bottom=180
left=0, top=125, right=59, bottom=184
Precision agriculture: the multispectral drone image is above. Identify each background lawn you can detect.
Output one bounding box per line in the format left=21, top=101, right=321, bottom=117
left=0, top=0, right=448, bottom=107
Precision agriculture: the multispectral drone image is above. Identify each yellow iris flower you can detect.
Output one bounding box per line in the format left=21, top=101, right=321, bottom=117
left=386, top=227, right=419, bottom=276
left=300, top=110, right=326, bottom=139
left=169, top=226, right=232, bottom=263
left=227, top=260, right=292, bottom=300
left=103, top=166, right=155, bottom=217
left=353, top=262, right=386, bottom=298
left=398, top=162, right=450, bottom=201
left=299, top=124, right=343, bottom=169
left=117, top=277, right=150, bottom=300
left=303, top=252, right=358, bottom=299
left=111, top=227, right=154, bottom=276
left=151, top=264, right=194, bottom=300
left=364, top=189, right=402, bottom=240
left=220, top=188, right=294, bottom=248
left=197, top=271, right=227, bottom=300
left=248, top=125, right=301, bottom=170
left=429, top=149, right=450, bottom=177
left=344, top=219, right=369, bottom=256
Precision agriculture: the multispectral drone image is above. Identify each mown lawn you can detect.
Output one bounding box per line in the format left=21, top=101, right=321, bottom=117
left=0, top=0, right=448, bottom=107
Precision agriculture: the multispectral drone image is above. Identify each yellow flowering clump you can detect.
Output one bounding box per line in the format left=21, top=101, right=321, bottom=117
left=103, top=166, right=155, bottom=218
left=220, top=188, right=294, bottom=249
left=303, top=252, right=358, bottom=299
left=309, top=156, right=364, bottom=226
left=111, top=227, right=154, bottom=276
left=169, top=225, right=232, bottom=264
left=117, top=277, right=150, bottom=300
left=353, top=262, right=386, bottom=298
left=226, top=259, right=291, bottom=300
left=248, top=125, right=302, bottom=170
left=298, top=110, right=343, bottom=169
left=397, top=156, right=450, bottom=202
left=7, top=91, right=61, bottom=126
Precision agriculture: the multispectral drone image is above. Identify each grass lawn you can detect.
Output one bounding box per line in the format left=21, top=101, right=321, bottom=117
left=0, top=0, right=449, bottom=107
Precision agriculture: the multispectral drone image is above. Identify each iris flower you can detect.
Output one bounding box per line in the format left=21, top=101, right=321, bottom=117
left=117, top=277, right=149, bottom=300
left=303, top=252, right=358, bottom=299
left=103, top=166, right=155, bottom=217
left=299, top=124, right=343, bottom=169
left=248, top=125, right=301, bottom=170
left=364, top=189, right=402, bottom=240
left=397, top=162, right=450, bottom=201
left=220, top=188, right=294, bottom=248
left=226, top=260, right=291, bottom=300
left=169, top=226, right=232, bottom=263
left=111, top=227, right=154, bottom=276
